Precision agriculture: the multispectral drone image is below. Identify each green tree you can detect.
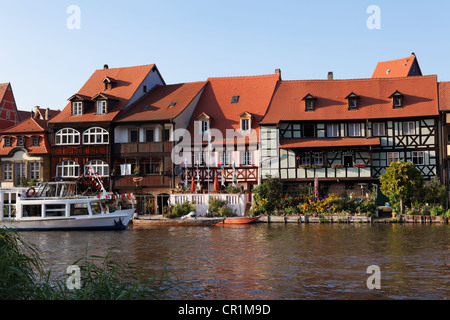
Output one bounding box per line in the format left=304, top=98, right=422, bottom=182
left=252, top=175, right=282, bottom=213
left=379, top=160, right=424, bottom=214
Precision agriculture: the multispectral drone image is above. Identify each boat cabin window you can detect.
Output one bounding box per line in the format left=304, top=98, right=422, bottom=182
left=23, top=205, right=42, bottom=218
left=45, top=204, right=66, bottom=217
left=70, top=203, right=89, bottom=216
left=91, top=202, right=106, bottom=215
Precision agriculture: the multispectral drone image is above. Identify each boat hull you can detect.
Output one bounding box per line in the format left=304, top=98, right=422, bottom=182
left=132, top=217, right=224, bottom=228
left=1, top=209, right=135, bottom=231
left=222, top=216, right=261, bottom=224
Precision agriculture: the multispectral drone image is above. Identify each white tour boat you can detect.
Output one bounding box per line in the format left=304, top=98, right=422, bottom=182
left=0, top=168, right=135, bottom=231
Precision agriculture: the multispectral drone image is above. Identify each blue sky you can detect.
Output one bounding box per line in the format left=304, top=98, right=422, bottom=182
left=1, top=0, right=450, bottom=111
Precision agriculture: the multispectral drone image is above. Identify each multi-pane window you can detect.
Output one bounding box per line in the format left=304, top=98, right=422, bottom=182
left=348, top=123, right=361, bottom=137
left=141, top=158, right=163, bottom=175
left=85, top=160, right=109, bottom=177
left=403, top=122, right=416, bottom=135
left=30, top=163, right=40, bottom=180
left=241, top=151, right=252, bottom=166
left=241, top=119, right=250, bottom=133
left=412, top=151, right=425, bottom=165
left=3, top=163, right=12, bottom=180
left=194, top=152, right=205, bottom=167
left=83, top=127, right=109, bottom=144
left=96, top=101, right=107, bottom=114
left=200, top=121, right=209, bottom=135
left=15, top=163, right=26, bottom=181
left=220, top=152, right=230, bottom=167
left=32, top=136, right=39, bottom=146
left=4, top=137, right=11, bottom=147
left=17, top=136, right=24, bottom=146
left=129, top=129, right=138, bottom=142
left=301, top=152, right=311, bottom=165
left=372, top=123, right=386, bottom=137
left=313, top=152, right=324, bottom=166
left=387, top=152, right=400, bottom=166
left=72, top=102, right=83, bottom=115
left=327, top=124, right=339, bottom=137
left=56, top=160, right=80, bottom=178
left=55, top=128, right=80, bottom=145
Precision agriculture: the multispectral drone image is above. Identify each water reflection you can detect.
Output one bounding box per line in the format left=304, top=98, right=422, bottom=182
left=22, top=223, right=449, bottom=300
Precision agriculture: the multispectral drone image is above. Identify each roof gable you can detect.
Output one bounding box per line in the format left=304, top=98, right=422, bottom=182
left=372, top=54, right=422, bottom=78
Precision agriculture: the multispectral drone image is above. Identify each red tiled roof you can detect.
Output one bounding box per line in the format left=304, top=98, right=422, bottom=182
left=49, top=64, right=158, bottom=124
left=187, top=74, right=280, bottom=142
left=0, top=83, right=9, bottom=102
left=439, top=81, right=450, bottom=111
left=115, top=81, right=207, bottom=122
left=261, top=75, right=438, bottom=124
left=1, top=117, right=49, bottom=133
left=280, top=138, right=381, bottom=149
left=372, top=54, right=420, bottom=78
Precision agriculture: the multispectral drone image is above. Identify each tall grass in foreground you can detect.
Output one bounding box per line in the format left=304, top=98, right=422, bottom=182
left=0, top=229, right=179, bottom=300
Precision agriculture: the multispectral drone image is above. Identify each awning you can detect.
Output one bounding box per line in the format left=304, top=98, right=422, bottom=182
left=279, top=138, right=381, bottom=149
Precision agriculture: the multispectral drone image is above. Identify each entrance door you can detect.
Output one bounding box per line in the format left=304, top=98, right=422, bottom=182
left=157, top=194, right=170, bottom=215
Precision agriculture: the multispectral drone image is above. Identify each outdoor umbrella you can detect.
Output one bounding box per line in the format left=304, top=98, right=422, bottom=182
left=214, top=172, right=219, bottom=191
left=191, top=176, right=195, bottom=192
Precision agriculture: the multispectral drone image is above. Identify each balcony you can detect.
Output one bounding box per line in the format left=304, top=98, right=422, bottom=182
left=113, top=142, right=172, bottom=155
left=281, top=166, right=372, bottom=180
left=113, top=174, right=172, bottom=189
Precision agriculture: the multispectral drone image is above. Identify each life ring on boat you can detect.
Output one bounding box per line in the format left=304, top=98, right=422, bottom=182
left=26, top=187, right=36, bottom=198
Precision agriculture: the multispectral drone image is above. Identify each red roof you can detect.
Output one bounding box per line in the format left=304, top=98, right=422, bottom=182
left=49, top=64, right=160, bottom=124
left=187, top=73, right=280, bottom=142
left=0, top=117, right=51, bottom=155
left=372, top=54, right=421, bottom=78
left=0, top=83, right=9, bottom=101
left=439, top=81, right=450, bottom=111
left=280, top=138, right=381, bottom=149
left=261, top=75, right=438, bottom=124
left=115, top=82, right=207, bottom=122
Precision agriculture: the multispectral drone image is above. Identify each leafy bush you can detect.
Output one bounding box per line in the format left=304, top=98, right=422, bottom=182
left=166, top=201, right=196, bottom=219
left=208, top=198, right=227, bottom=214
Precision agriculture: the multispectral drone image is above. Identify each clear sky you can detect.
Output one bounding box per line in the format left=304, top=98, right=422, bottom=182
left=1, top=0, right=450, bottom=112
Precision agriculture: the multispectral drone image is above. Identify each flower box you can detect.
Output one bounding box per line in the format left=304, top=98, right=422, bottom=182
left=353, top=163, right=367, bottom=168
left=331, top=164, right=344, bottom=169
left=299, top=164, right=312, bottom=169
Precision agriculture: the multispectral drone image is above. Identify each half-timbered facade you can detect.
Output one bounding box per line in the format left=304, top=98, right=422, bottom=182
left=112, top=81, right=207, bottom=214
left=180, top=72, right=280, bottom=195
left=260, top=75, right=440, bottom=196
left=0, top=83, right=21, bottom=130
left=48, top=64, right=165, bottom=191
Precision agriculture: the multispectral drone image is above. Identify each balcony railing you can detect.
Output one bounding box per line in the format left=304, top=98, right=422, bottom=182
left=113, top=174, right=172, bottom=189
left=291, top=166, right=372, bottom=179
left=113, top=142, right=172, bottom=155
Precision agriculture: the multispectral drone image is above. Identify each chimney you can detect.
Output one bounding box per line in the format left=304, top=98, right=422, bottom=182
left=45, top=108, right=50, bottom=121
left=275, top=68, right=281, bottom=76
left=328, top=72, right=334, bottom=80
left=104, top=64, right=109, bottom=70
left=34, top=106, right=40, bottom=119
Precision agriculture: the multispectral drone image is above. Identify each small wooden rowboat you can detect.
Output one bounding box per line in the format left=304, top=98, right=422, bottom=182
left=222, top=216, right=261, bottom=224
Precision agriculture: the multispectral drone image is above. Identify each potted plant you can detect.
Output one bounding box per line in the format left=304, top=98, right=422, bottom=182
left=353, top=162, right=367, bottom=168
left=331, top=163, right=344, bottom=169
left=299, top=164, right=312, bottom=169
left=134, top=166, right=140, bottom=176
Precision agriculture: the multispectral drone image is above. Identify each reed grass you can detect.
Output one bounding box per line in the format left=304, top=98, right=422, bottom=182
left=0, top=229, right=179, bottom=300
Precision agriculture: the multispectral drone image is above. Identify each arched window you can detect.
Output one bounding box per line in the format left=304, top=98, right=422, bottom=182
left=55, top=128, right=80, bottom=145
left=56, top=160, right=80, bottom=177
left=85, top=160, right=109, bottom=177
left=83, top=127, right=109, bottom=145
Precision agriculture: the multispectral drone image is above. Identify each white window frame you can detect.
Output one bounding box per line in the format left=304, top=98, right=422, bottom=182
left=30, top=162, right=40, bottom=180
left=241, top=119, right=250, bottom=133
left=96, top=101, right=107, bottom=114
left=83, top=127, right=109, bottom=145
left=17, top=136, right=24, bottom=146
left=412, top=151, right=425, bottom=165
left=403, top=122, right=416, bottom=135
left=313, top=152, right=324, bottom=166
left=241, top=151, right=252, bottom=166
left=373, top=122, right=386, bottom=137
left=72, top=102, right=83, bottom=115
left=220, top=152, right=230, bottom=167
left=301, top=152, right=311, bottom=166
left=387, top=152, right=400, bottom=166
left=56, top=160, right=80, bottom=178
left=348, top=123, right=361, bottom=137
left=327, top=124, right=339, bottom=137
left=55, top=128, right=80, bottom=145
left=200, top=120, right=209, bottom=136
left=3, top=163, right=12, bottom=180
left=4, top=137, right=11, bottom=147
left=85, top=160, right=109, bottom=177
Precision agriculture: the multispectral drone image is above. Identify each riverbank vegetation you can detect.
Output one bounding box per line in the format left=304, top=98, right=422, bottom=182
left=251, top=176, right=377, bottom=217
left=0, top=229, right=178, bottom=300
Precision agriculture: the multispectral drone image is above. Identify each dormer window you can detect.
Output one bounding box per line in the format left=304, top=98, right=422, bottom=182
left=346, top=92, right=359, bottom=110
left=102, top=77, right=116, bottom=91
left=169, top=102, right=176, bottom=108
left=390, top=91, right=404, bottom=108
left=72, top=102, right=83, bottom=115
left=197, top=113, right=212, bottom=136
left=97, top=101, right=107, bottom=114
left=240, top=111, right=252, bottom=134
left=3, top=137, right=11, bottom=147
left=32, top=136, right=39, bottom=146
left=302, top=94, right=316, bottom=111
left=17, top=136, right=24, bottom=147
left=201, top=120, right=209, bottom=135
left=231, top=96, right=240, bottom=104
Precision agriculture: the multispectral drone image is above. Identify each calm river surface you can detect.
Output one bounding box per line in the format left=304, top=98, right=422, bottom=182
left=21, top=223, right=449, bottom=300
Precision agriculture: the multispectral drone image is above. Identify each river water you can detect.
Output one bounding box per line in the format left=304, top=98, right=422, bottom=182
left=21, top=223, right=449, bottom=300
